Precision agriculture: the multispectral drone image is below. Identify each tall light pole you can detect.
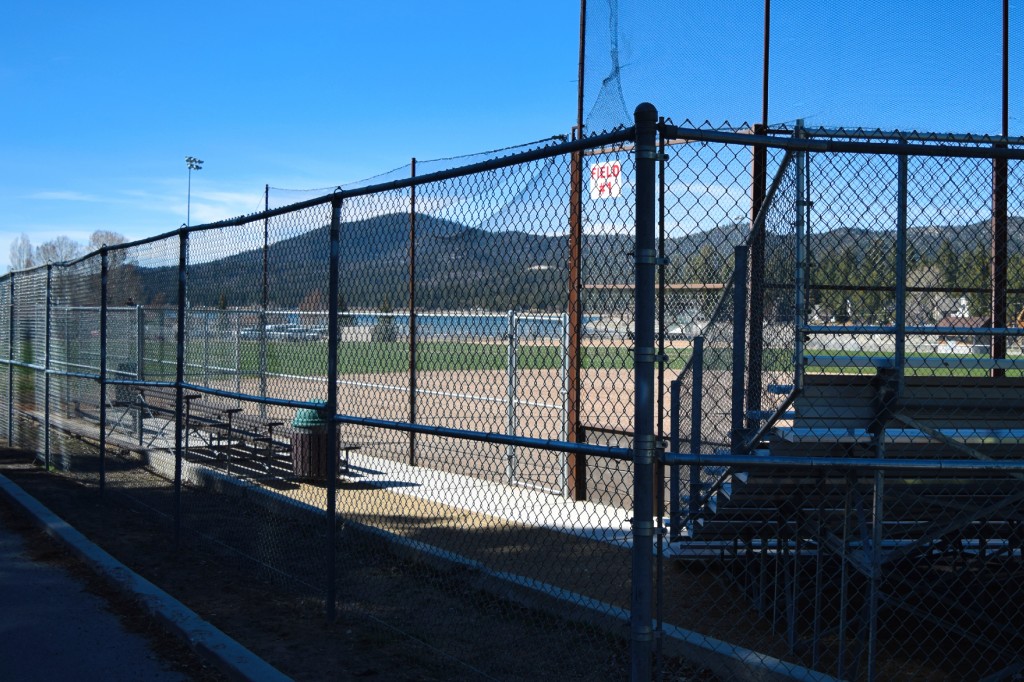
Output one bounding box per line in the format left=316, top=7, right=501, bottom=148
left=185, top=156, right=203, bottom=227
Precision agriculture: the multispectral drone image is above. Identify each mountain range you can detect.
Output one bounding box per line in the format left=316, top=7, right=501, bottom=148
left=129, top=213, right=1024, bottom=312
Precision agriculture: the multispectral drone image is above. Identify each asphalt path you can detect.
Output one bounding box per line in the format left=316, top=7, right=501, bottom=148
left=0, top=504, right=190, bottom=682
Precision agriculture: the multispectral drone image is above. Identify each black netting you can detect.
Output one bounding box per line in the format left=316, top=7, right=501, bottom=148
left=584, top=1, right=1011, bottom=136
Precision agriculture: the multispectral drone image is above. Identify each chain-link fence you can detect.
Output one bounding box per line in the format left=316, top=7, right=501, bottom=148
left=5, top=110, right=1024, bottom=680
left=0, top=116, right=665, bottom=679
left=665, top=121, right=1024, bottom=680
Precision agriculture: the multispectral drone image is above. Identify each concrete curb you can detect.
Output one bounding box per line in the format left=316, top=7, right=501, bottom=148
left=0, top=473, right=292, bottom=682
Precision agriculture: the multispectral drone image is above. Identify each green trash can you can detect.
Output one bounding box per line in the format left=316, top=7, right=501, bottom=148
left=290, top=408, right=328, bottom=481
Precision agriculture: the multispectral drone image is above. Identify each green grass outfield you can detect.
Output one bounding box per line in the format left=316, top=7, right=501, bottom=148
left=175, top=339, right=695, bottom=378
left=154, top=339, right=1024, bottom=379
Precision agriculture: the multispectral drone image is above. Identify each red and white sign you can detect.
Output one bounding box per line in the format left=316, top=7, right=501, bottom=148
left=589, top=160, right=622, bottom=199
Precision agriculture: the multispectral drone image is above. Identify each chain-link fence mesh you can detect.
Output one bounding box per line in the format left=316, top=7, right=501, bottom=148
left=7, top=117, right=1024, bottom=679
left=0, top=277, right=10, bottom=443
left=664, top=123, right=1024, bottom=680
left=10, top=268, right=46, bottom=453
left=46, top=257, right=103, bottom=482
left=98, top=238, right=181, bottom=520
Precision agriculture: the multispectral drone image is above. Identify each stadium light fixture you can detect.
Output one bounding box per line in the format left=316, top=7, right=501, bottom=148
left=185, top=156, right=204, bottom=226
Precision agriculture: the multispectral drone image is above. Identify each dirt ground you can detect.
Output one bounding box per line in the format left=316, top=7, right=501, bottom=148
left=0, top=449, right=719, bottom=682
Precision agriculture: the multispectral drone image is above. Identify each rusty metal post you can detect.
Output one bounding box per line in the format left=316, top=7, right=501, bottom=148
left=565, top=0, right=588, bottom=501
left=567, top=133, right=586, bottom=500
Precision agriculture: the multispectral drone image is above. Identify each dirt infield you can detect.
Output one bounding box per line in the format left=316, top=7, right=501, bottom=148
left=181, top=367, right=674, bottom=507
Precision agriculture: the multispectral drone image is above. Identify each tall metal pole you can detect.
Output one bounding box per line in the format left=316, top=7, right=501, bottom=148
left=567, top=148, right=586, bottom=500
left=565, top=0, right=588, bottom=501
left=99, top=249, right=108, bottom=493
left=992, top=0, right=1010, bottom=376
left=747, top=139, right=768, bottom=430
left=577, top=0, right=587, bottom=134
left=748, top=0, right=771, bottom=434
left=325, top=195, right=343, bottom=622
left=631, top=101, right=658, bottom=682
left=408, top=158, right=418, bottom=466
left=762, top=0, right=771, bottom=130
left=1004, top=0, right=1010, bottom=140
left=174, top=229, right=188, bottom=543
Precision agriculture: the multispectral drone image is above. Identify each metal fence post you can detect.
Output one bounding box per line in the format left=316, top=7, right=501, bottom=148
left=689, top=336, right=704, bottom=521
left=234, top=310, right=242, bottom=396
left=567, top=123, right=586, bottom=501
left=325, top=194, right=343, bottom=622
left=895, top=155, right=908, bottom=387
left=794, top=122, right=807, bottom=393
left=64, top=302, right=70, bottom=418
left=8, top=272, right=14, bottom=446
left=174, top=229, right=188, bottom=543
left=44, top=265, right=52, bottom=469
left=560, top=311, right=570, bottom=496
left=260, top=205, right=270, bottom=421
left=631, top=101, right=658, bottom=682
left=747, top=124, right=769, bottom=431
left=158, top=309, right=166, bottom=378
left=137, top=304, right=145, bottom=445
left=99, top=248, right=108, bottom=492
left=136, top=304, right=145, bottom=381
left=408, top=157, right=418, bottom=467
left=731, top=245, right=749, bottom=452
left=668, top=378, right=680, bottom=540
left=992, top=146, right=1009, bottom=377
left=506, top=310, right=518, bottom=484
left=203, top=312, right=210, bottom=387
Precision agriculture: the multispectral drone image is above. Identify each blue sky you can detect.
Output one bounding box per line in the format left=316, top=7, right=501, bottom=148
left=1, top=1, right=1018, bottom=271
